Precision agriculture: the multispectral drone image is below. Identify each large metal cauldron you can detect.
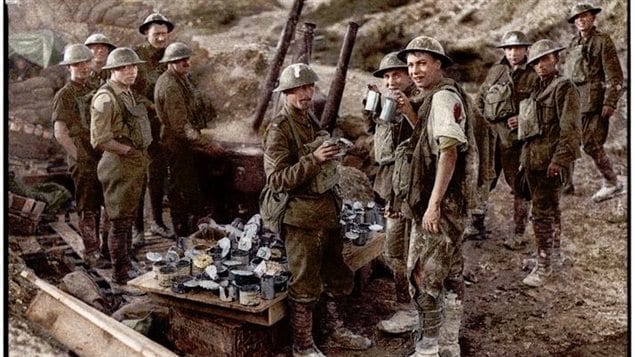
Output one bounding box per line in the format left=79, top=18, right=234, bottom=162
left=219, top=140, right=265, bottom=194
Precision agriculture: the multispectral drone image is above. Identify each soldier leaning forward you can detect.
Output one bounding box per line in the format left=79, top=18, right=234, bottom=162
left=155, top=42, right=224, bottom=237
left=262, top=63, right=371, bottom=356
left=90, top=48, right=152, bottom=287
left=474, top=31, right=539, bottom=248
left=520, top=40, right=581, bottom=288
left=395, top=36, right=479, bottom=357
left=563, top=2, right=624, bottom=202
left=52, top=44, right=108, bottom=267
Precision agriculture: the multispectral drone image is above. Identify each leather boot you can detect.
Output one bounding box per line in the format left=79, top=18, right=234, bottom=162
left=438, top=292, right=462, bottom=357
left=79, top=211, right=100, bottom=255
left=323, top=297, right=372, bottom=350
left=591, top=151, right=624, bottom=202
left=377, top=265, right=418, bottom=334
left=289, top=301, right=325, bottom=357
left=108, top=219, right=133, bottom=284
left=523, top=219, right=553, bottom=287
left=411, top=292, right=443, bottom=357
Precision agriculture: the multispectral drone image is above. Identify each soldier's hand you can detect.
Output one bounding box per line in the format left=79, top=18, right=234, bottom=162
left=422, top=204, right=441, bottom=234
left=601, top=105, right=615, bottom=120
left=547, top=162, right=564, bottom=179
left=367, top=84, right=380, bottom=92
left=312, top=141, right=340, bottom=163
left=507, top=116, right=519, bottom=129
left=384, top=201, right=400, bottom=218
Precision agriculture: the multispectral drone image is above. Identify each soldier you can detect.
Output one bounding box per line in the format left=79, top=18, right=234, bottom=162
left=521, top=39, right=581, bottom=287
left=396, top=35, right=478, bottom=357
left=90, top=47, right=152, bottom=289
left=154, top=42, right=224, bottom=237
left=132, top=12, right=176, bottom=242
left=52, top=44, right=108, bottom=268
left=475, top=31, right=539, bottom=249
left=563, top=3, right=624, bottom=202
left=366, top=52, right=419, bottom=334
left=84, top=33, right=116, bottom=88
left=263, top=63, right=371, bottom=357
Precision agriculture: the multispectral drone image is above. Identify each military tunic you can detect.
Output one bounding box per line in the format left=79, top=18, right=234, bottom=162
left=402, top=78, right=475, bottom=301
left=476, top=58, right=539, bottom=196
left=520, top=74, right=581, bottom=220
left=91, top=79, right=151, bottom=220
left=263, top=104, right=353, bottom=303
left=155, top=68, right=209, bottom=236
left=566, top=27, right=623, bottom=156
left=51, top=80, right=103, bottom=213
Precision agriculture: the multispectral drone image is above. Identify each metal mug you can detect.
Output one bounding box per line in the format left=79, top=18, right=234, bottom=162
left=364, top=90, right=381, bottom=114
left=379, top=96, right=397, bottom=123
left=261, top=275, right=276, bottom=300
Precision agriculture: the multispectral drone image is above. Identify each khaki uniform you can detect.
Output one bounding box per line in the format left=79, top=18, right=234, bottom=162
left=91, top=79, right=151, bottom=220
left=566, top=27, right=623, bottom=157
left=52, top=80, right=103, bottom=253
left=132, top=42, right=168, bottom=229
left=155, top=68, right=209, bottom=236
left=263, top=104, right=353, bottom=303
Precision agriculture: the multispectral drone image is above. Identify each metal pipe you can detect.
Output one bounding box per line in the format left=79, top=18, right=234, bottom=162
left=319, top=22, right=359, bottom=132
left=292, top=22, right=316, bottom=65
left=251, top=0, right=305, bottom=132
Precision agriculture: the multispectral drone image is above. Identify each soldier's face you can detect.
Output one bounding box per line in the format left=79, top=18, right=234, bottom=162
left=383, top=69, right=412, bottom=93
left=531, top=53, right=558, bottom=79
left=574, top=11, right=595, bottom=33
left=170, top=58, right=191, bottom=75
left=147, top=24, right=169, bottom=49
left=407, top=52, right=442, bottom=90
left=88, top=44, right=111, bottom=64
left=503, top=46, right=528, bottom=66
left=111, top=65, right=138, bottom=87
left=69, top=60, right=92, bottom=82
left=286, top=84, right=315, bottom=112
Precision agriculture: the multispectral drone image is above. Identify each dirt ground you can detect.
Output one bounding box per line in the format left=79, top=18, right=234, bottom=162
left=6, top=0, right=628, bottom=356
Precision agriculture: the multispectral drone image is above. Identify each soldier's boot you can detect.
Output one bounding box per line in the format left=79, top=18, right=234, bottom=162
left=289, top=301, right=325, bottom=357
left=409, top=292, right=443, bottom=357
left=79, top=211, right=106, bottom=268
left=100, top=210, right=111, bottom=261
left=323, top=297, right=372, bottom=350
left=438, top=292, right=462, bottom=357
left=591, top=150, right=624, bottom=202
left=522, top=219, right=553, bottom=287
left=108, top=219, right=134, bottom=284
left=562, top=161, right=575, bottom=195
left=503, top=197, right=530, bottom=250
left=463, top=213, right=485, bottom=240
left=378, top=266, right=418, bottom=334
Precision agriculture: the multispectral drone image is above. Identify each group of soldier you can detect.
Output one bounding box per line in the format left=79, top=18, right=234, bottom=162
left=52, top=12, right=222, bottom=291
left=261, top=2, right=624, bottom=357
left=49, top=1, right=623, bottom=356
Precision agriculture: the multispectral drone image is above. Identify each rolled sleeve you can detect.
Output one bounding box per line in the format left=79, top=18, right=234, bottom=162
left=428, top=90, right=467, bottom=155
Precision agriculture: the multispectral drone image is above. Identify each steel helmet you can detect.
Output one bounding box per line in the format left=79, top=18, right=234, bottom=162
left=139, top=12, right=175, bottom=34
left=496, top=31, right=532, bottom=48
left=59, top=44, right=94, bottom=66
left=273, top=63, right=319, bottom=92
left=84, top=33, right=116, bottom=51
left=567, top=3, right=601, bottom=23
left=372, top=52, right=408, bottom=78
left=102, top=47, right=146, bottom=70
left=397, top=35, right=452, bottom=67
left=527, top=39, right=565, bottom=65
left=159, top=42, right=192, bottom=63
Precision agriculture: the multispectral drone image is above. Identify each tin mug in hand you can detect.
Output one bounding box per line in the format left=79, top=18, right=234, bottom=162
left=379, top=96, right=397, bottom=123
left=364, top=90, right=381, bottom=115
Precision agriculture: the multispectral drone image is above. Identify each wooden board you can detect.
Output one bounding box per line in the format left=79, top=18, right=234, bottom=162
left=343, top=232, right=385, bottom=271
left=22, top=270, right=178, bottom=357
left=128, top=272, right=287, bottom=327
left=14, top=235, right=43, bottom=255
left=50, top=221, right=85, bottom=259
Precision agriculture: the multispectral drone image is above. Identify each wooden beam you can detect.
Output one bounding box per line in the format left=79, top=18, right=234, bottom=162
left=22, top=270, right=178, bottom=357
left=49, top=221, right=85, bottom=259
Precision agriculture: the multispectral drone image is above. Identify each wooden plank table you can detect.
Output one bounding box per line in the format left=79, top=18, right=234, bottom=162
left=128, top=232, right=385, bottom=327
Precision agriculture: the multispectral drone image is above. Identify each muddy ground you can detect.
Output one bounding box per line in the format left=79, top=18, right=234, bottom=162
left=7, top=0, right=628, bottom=356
